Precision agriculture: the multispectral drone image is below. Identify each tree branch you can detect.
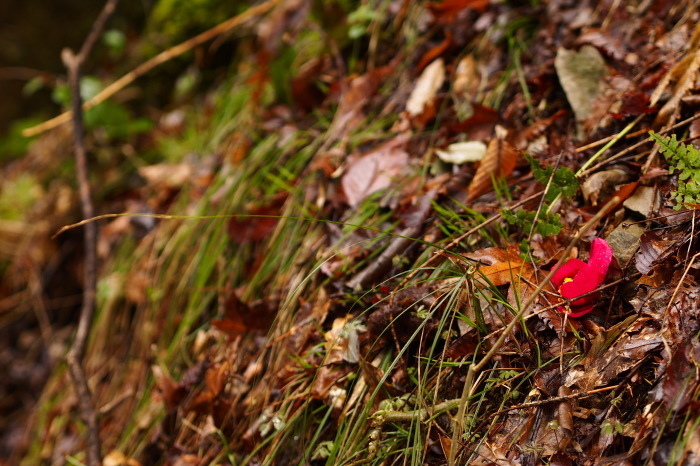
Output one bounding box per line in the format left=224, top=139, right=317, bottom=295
left=63, top=1, right=119, bottom=464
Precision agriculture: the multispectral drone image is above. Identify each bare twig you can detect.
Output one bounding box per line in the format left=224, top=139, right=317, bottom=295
left=63, top=0, right=119, bottom=464
left=23, top=0, right=282, bottom=138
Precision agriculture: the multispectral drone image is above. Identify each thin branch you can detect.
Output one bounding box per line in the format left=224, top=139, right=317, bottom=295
left=63, top=0, right=119, bottom=464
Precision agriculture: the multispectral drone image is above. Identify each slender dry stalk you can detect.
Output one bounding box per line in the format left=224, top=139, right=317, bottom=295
left=63, top=0, right=119, bottom=464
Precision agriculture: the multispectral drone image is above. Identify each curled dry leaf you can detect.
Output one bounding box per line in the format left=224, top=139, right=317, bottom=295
left=635, top=231, right=672, bottom=274
left=416, top=31, right=452, bottom=72
left=466, top=136, right=519, bottom=201
left=406, top=58, right=445, bottom=117
left=466, top=245, right=541, bottom=307
left=453, top=54, right=480, bottom=96
left=581, top=169, right=628, bottom=206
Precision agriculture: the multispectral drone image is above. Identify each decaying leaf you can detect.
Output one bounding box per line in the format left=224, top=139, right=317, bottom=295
left=467, top=133, right=519, bottom=201
left=227, top=193, right=287, bottom=244
left=581, top=169, right=628, bottom=206
left=425, top=0, right=490, bottom=20
left=555, top=45, right=608, bottom=136
left=635, top=232, right=673, bottom=275
left=342, top=133, right=410, bottom=206
left=416, top=31, right=452, bottom=72
left=466, top=245, right=541, bottom=307
left=565, top=317, right=662, bottom=392
left=327, top=64, right=395, bottom=143
left=311, top=315, right=366, bottom=401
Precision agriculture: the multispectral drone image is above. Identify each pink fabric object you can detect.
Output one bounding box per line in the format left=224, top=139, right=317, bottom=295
left=551, top=238, right=613, bottom=317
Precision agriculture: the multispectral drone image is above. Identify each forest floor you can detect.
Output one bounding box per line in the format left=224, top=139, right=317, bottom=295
left=4, top=0, right=700, bottom=465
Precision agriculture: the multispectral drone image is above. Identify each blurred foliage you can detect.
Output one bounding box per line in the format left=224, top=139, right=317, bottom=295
left=146, top=0, right=243, bottom=47
left=0, top=173, right=42, bottom=221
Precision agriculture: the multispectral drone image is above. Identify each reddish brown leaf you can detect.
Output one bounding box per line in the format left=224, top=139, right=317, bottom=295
left=447, top=104, right=500, bottom=139
left=212, top=293, right=277, bottom=337
left=426, top=0, right=490, bottom=19
left=466, top=245, right=543, bottom=307
left=416, top=31, right=452, bottom=72
left=466, top=136, right=519, bottom=201
left=327, top=63, right=397, bottom=142
left=227, top=193, right=287, bottom=244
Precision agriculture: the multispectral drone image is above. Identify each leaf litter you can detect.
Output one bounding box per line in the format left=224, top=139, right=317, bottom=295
left=10, top=1, right=700, bottom=465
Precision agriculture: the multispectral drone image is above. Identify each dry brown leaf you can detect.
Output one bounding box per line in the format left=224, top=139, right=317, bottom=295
left=466, top=135, right=519, bottom=201
left=453, top=54, right=480, bottom=96
left=466, top=245, right=541, bottom=307
left=342, top=133, right=410, bottom=206
left=581, top=169, right=628, bottom=206
left=653, top=48, right=700, bottom=127
left=416, top=31, right=452, bottom=72
left=327, top=64, right=395, bottom=143
left=426, top=0, right=490, bottom=19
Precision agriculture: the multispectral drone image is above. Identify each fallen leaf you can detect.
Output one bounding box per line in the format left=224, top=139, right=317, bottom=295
left=406, top=58, right=445, bottom=117
left=466, top=245, right=541, bottom=307
left=467, top=132, right=519, bottom=201
left=555, top=45, right=608, bottom=136
left=341, top=133, right=410, bottom=206
left=138, top=163, right=192, bottom=187
left=453, top=54, right=480, bottom=96
left=653, top=47, right=700, bottom=127
left=581, top=169, right=628, bottom=206
left=327, top=64, right=396, bottom=143
left=416, top=31, right=452, bottom=72
left=635, top=232, right=673, bottom=275
left=447, top=104, right=499, bottom=140
left=212, top=292, right=278, bottom=337
left=426, top=0, right=490, bottom=20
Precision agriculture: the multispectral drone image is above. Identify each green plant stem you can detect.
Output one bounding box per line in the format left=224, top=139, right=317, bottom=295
left=547, top=117, right=640, bottom=214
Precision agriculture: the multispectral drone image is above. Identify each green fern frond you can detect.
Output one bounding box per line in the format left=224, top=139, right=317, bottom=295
left=649, top=131, right=700, bottom=210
